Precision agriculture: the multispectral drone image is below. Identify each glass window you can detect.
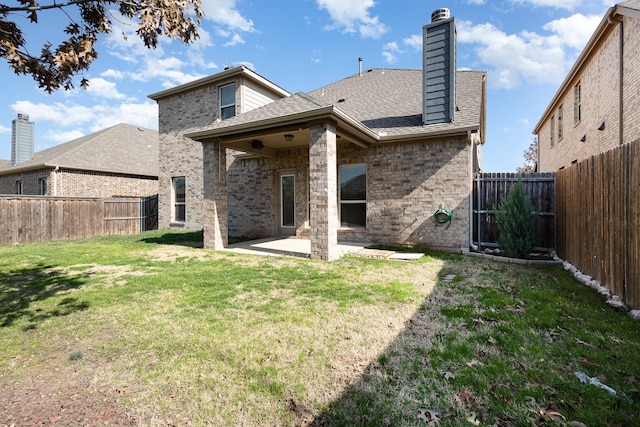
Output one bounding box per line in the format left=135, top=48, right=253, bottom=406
left=339, top=164, right=366, bottom=228
left=172, top=177, right=186, bottom=222
left=574, top=82, right=582, bottom=124
left=15, top=180, right=23, bottom=195
left=549, top=115, right=555, bottom=148
left=39, top=178, right=47, bottom=195
left=557, top=104, right=563, bottom=141
left=220, top=84, right=236, bottom=120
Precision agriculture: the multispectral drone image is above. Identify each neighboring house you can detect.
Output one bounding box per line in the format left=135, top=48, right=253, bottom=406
left=534, top=0, right=640, bottom=171
left=0, top=121, right=158, bottom=198
left=149, top=8, right=487, bottom=260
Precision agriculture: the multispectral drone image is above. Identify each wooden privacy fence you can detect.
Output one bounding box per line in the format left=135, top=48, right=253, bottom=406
left=556, top=140, right=639, bottom=310
left=0, top=195, right=158, bottom=245
left=473, top=172, right=556, bottom=250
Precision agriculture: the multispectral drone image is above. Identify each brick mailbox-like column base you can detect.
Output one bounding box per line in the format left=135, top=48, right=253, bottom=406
left=309, top=123, right=339, bottom=261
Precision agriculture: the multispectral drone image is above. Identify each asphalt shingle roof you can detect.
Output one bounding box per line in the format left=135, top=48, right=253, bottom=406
left=193, top=68, right=485, bottom=140
left=0, top=123, right=158, bottom=177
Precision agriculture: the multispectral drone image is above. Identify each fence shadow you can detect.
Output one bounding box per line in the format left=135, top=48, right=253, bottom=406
left=0, top=265, right=90, bottom=330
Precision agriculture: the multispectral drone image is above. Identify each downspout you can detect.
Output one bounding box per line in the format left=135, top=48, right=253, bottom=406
left=468, top=130, right=480, bottom=252
left=609, top=13, right=624, bottom=145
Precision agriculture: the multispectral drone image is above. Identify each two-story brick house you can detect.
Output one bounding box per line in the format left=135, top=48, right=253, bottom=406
left=534, top=0, right=640, bottom=171
left=149, top=9, right=487, bottom=260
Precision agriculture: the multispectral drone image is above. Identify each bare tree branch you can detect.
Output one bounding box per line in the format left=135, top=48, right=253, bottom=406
left=0, top=0, right=202, bottom=92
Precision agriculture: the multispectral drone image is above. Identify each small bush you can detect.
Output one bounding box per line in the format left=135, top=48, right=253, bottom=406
left=495, top=178, right=537, bottom=258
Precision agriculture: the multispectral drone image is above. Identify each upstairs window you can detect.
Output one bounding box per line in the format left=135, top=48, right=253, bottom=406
left=220, top=84, right=236, bottom=120
left=172, top=176, right=186, bottom=223
left=574, top=82, right=582, bottom=124
left=15, top=180, right=23, bottom=194
left=557, top=104, right=563, bottom=141
left=550, top=115, right=555, bottom=148
left=339, top=164, right=366, bottom=228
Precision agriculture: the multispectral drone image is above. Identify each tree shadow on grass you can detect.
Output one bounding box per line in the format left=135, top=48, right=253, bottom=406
left=140, top=230, right=204, bottom=248
left=0, top=265, right=90, bottom=330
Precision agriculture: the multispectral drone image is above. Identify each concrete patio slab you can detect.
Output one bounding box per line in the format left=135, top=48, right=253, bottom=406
left=223, top=237, right=369, bottom=259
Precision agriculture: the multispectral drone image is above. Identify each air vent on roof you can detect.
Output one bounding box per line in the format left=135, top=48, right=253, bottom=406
left=431, top=8, right=450, bottom=22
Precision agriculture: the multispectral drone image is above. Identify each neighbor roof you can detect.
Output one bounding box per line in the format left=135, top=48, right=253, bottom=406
left=187, top=69, right=486, bottom=144
left=0, top=123, right=158, bottom=177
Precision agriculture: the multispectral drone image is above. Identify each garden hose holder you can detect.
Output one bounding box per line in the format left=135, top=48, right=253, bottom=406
left=433, top=207, right=452, bottom=229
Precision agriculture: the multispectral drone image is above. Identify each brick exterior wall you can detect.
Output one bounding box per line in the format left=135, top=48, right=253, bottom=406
left=0, top=169, right=50, bottom=195
left=227, top=135, right=472, bottom=252
left=0, top=168, right=157, bottom=197
left=155, top=74, right=283, bottom=230
left=538, top=15, right=640, bottom=171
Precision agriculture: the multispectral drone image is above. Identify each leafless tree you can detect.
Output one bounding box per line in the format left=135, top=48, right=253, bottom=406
left=516, top=136, right=538, bottom=173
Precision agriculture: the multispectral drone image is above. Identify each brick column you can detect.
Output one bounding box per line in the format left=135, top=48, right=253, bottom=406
left=202, top=141, right=228, bottom=249
left=309, top=123, right=339, bottom=260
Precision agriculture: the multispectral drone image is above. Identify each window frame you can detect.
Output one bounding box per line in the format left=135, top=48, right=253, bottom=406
left=574, top=82, right=582, bottom=124
left=550, top=114, right=555, bottom=148
left=219, top=83, right=237, bottom=120
left=171, top=176, right=186, bottom=223
left=338, top=164, right=367, bottom=229
left=38, top=178, right=47, bottom=195
left=557, top=104, right=563, bottom=141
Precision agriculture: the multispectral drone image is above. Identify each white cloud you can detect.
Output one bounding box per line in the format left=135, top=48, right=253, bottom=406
left=224, top=33, right=245, bottom=47
left=457, top=14, right=600, bottom=89
left=382, top=41, right=401, bottom=64
left=543, top=13, right=602, bottom=50
left=11, top=100, right=158, bottom=134
left=510, top=0, right=582, bottom=10
left=200, top=0, right=255, bottom=31
left=101, top=69, right=125, bottom=79
left=316, top=0, right=389, bottom=38
left=12, top=101, right=94, bottom=126
left=85, top=78, right=127, bottom=100
left=403, top=34, right=422, bottom=51
left=0, top=125, right=10, bottom=134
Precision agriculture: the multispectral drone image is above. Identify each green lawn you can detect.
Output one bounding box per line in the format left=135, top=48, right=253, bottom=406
left=1, top=230, right=639, bottom=426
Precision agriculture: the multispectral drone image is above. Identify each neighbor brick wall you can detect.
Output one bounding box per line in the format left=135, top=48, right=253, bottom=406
left=538, top=15, right=640, bottom=172
left=0, top=168, right=156, bottom=197
left=622, top=16, right=640, bottom=144
left=0, top=169, right=51, bottom=195
left=56, top=169, right=157, bottom=198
